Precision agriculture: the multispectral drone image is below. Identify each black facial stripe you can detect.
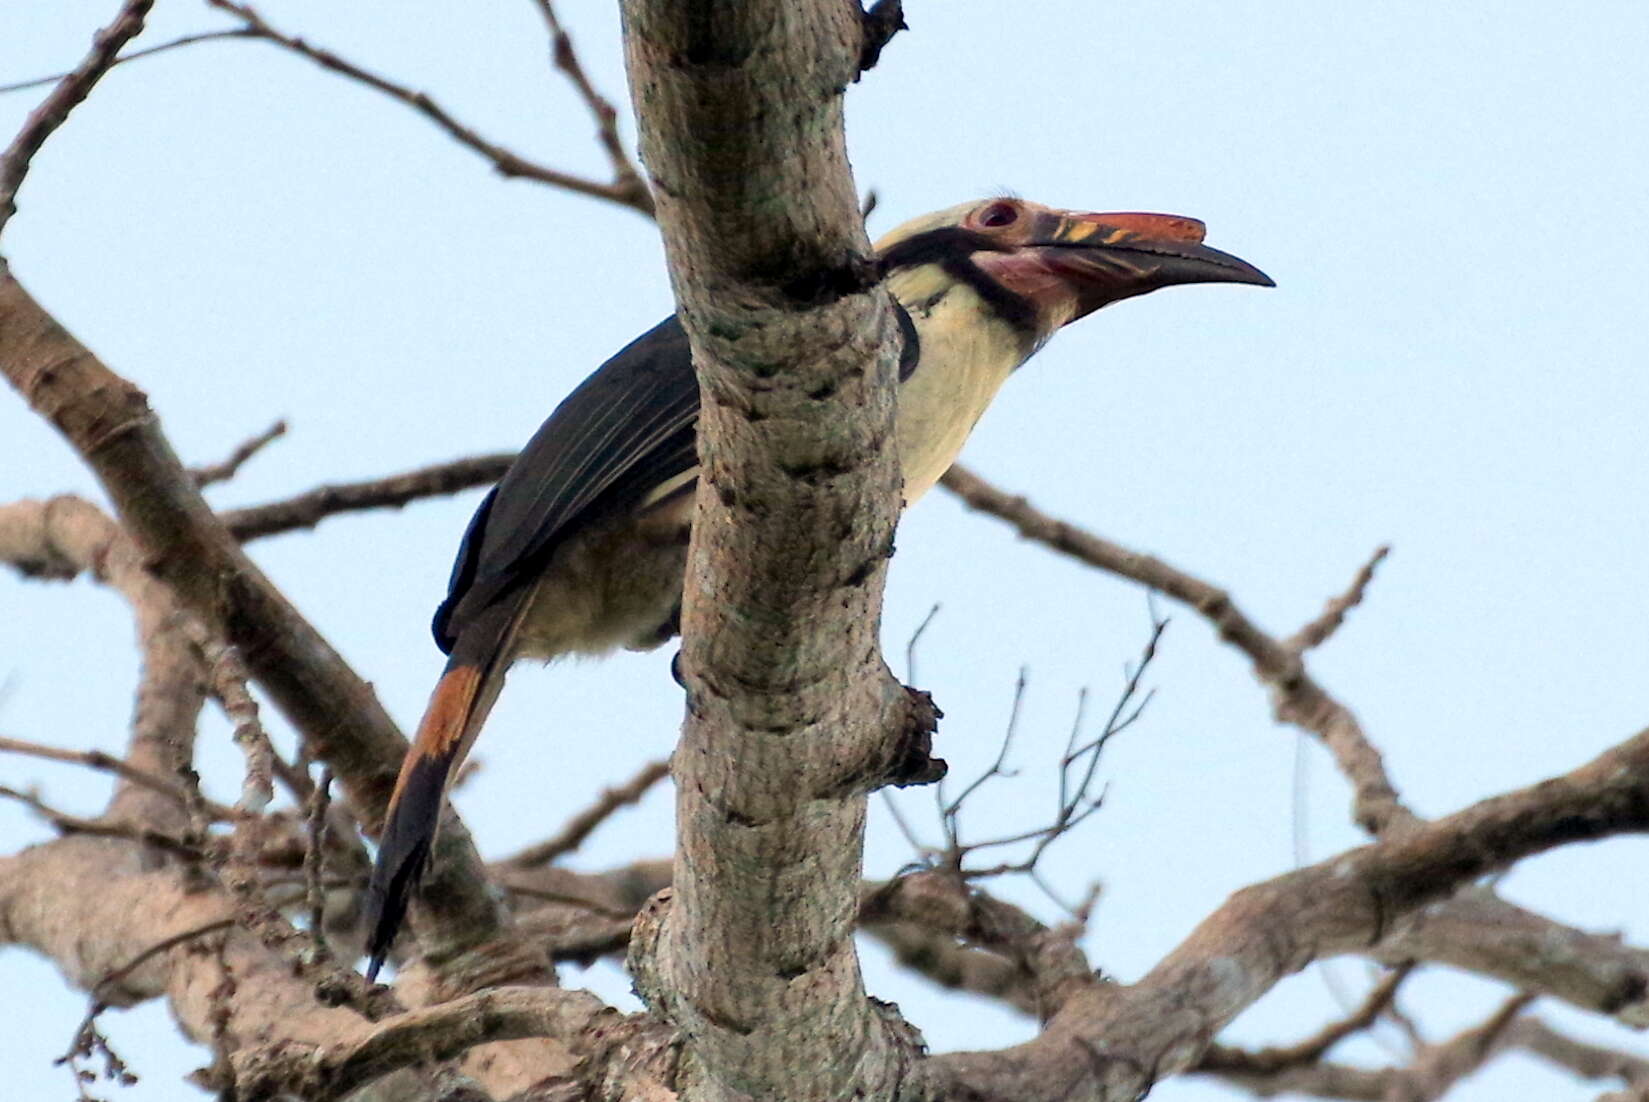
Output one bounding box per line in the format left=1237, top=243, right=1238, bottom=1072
left=895, top=302, right=921, bottom=382
left=941, top=255, right=1039, bottom=332
left=878, top=227, right=1003, bottom=269
left=881, top=227, right=1040, bottom=334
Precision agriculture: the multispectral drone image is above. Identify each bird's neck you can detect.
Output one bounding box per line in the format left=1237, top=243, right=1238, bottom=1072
left=890, top=263, right=1039, bottom=504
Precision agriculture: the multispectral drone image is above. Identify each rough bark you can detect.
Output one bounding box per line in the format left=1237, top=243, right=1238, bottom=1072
left=618, top=3, right=923, bottom=1100
left=0, top=273, right=511, bottom=973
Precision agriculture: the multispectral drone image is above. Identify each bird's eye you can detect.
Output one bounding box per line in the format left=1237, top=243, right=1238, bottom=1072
left=978, top=202, right=1018, bottom=228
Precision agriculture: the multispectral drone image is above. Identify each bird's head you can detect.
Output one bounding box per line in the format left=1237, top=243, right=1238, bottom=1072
left=875, top=196, right=1272, bottom=351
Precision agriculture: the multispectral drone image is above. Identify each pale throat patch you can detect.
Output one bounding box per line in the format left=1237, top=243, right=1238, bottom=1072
left=888, top=263, right=1035, bottom=504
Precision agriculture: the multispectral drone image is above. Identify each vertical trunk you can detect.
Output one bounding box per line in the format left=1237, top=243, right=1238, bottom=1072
left=620, top=3, right=920, bottom=1099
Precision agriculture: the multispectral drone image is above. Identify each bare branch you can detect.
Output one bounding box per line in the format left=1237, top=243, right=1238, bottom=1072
left=505, top=758, right=669, bottom=868
left=1197, top=1056, right=1397, bottom=1100
left=1377, top=887, right=1649, bottom=1026
left=63, top=917, right=237, bottom=1045
left=935, top=667, right=1028, bottom=856
left=190, top=418, right=287, bottom=487
left=619, top=3, right=921, bottom=1099
left=914, top=723, right=1649, bottom=1100
left=0, top=28, right=256, bottom=96
left=916, top=613, right=1164, bottom=899
left=220, top=452, right=513, bottom=541
left=0, top=733, right=232, bottom=820
left=0, top=273, right=508, bottom=981
left=0, top=495, right=217, bottom=832
left=188, top=626, right=275, bottom=814
left=1285, top=544, right=1391, bottom=652
left=862, top=913, right=1041, bottom=1016
left=203, top=0, right=654, bottom=216
left=903, top=601, right=941, bottom=684
left=940, top=462, right=1417, bottom=838
left=305, top=769, right=334, bottom=960
left=1392, top=990, right=1536, bottom=1102
left=861, top=871, right=1096, bottom=1020
left=228, top=986, right=671, bottom=1102
left=0, top=0, right=153, bottom=239
left=527, top=0, right=651, bottom=212
left=936, top=467, right=1649, bottom=1032
left=1197, top=963, right=1413, bottom=1074
left=0, top=784, right=199, bottom=859
left=1510, top=1017, right=1649, bottom=1089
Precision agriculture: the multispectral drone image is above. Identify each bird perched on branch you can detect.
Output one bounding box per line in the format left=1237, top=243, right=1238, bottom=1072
left=363, top=197, right=1271, bottom=979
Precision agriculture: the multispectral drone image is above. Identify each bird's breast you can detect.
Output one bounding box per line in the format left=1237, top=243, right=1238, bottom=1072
left=892, top=280, right=1032, bottom=504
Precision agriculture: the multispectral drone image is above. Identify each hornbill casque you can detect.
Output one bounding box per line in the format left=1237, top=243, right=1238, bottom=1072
left=363, top=196, right=1272, bottom=979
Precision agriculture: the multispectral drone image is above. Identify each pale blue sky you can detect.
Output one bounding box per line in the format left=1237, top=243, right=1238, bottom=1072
left=4, top=3, right=1648, bottom=1099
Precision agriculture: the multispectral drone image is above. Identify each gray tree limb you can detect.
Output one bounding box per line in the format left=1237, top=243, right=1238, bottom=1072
left=618, top=3, right=926, bottom=1101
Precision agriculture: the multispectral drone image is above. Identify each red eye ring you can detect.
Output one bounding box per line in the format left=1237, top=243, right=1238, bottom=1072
left=978, top=201, right=1018, bottom=228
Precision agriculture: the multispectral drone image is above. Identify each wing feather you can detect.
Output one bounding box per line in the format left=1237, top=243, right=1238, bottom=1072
left=433, top=316, right=700, bottom=651
left=431, top=305, right=916, bottom=653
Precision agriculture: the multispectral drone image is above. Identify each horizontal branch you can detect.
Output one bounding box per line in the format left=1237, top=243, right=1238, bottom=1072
left=0, top=733, right=235, bottom=822
left=228, top=986, right=658, bottom=1102
left=939, top=465, right=1649, bottom=1030
left=913, top=722, right=1649, bottom=1100
left=1379, top=887, right=1649, bottom=1026
left=221, top=453, right=513, bottom=540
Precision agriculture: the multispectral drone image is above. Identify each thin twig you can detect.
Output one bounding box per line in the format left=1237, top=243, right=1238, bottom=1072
left=940, top=612, right=1165, bottom=893
left=498, top=882, right=636, bottom=920
left=305, top=769, right=334, bottom=960
left=0, top=733, right=235, bottom=819
left=903, top=602, right=941, bottom=684
left=1285, top=544, right=1392, bottom=652
left=0, top=28, right=256, bottom=96
left=0, top=784, right=200, bottom=858
left=97, top=919, right=236, bottom=1003
left=0, top=0, right=154, bottom=238
left=506, top=759, right=669, bottom=867
left=526, top=0, right=652, bottom=213
left=941, top=462, right=1417, bottom=839
left=937, top=668, right=1028, bottom=855
left=220, top=452, right=513, bottom=541
left=191, top=419, right=287, bottom=487
left=1395, top=990, right=1537, bottom=1101
left=204, top=0, right=654, bottom=215
left=189, top=628, right=274, bottom=814
left=879, top=787, right=928, bottom=854
left=53, top=919, right=234, bottom=1102
left=1199, top=963, right=1414, bottom=1073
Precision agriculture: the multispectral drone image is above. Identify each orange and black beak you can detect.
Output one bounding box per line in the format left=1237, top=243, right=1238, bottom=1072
left=977, top=208, right=1274, bottom=325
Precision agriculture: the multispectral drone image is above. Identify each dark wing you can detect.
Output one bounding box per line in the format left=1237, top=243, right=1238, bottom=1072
left=432, top=305, right=921, bottom=654
left=433, top=316, right=700, bottom=652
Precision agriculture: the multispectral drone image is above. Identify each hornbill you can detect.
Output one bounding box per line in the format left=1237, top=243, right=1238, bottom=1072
left=363, top=197, right=1271, bottom=979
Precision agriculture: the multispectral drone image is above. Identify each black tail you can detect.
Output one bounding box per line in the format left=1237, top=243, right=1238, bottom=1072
left=363, top=659, right=493, bottom=981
